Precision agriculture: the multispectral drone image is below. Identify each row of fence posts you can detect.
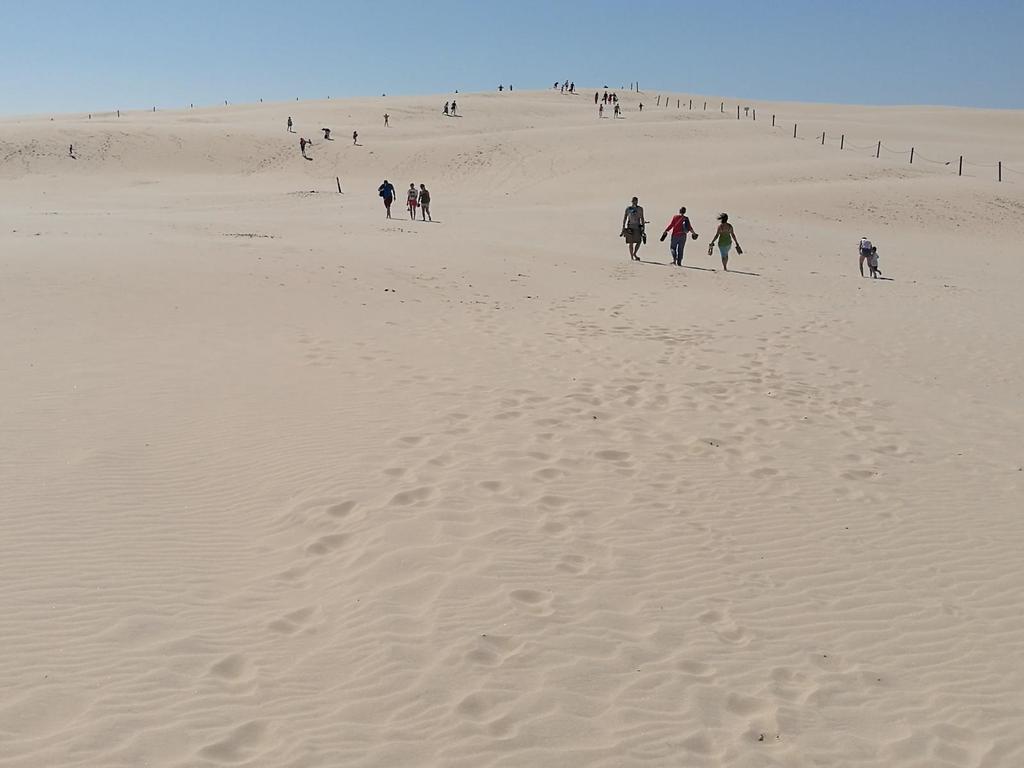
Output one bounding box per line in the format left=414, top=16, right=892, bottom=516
left=646, top=88, right=1010, bottom=182
left=776, top=117, right=1002, bottom=181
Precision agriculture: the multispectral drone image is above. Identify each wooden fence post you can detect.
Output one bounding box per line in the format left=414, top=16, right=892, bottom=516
left=876, top=141, right=881, bottom=158
left=772, top=114, right=775, bottom=127
left=793, top=123, right=797, bottom=139
left=998, top=161, right=1002, bottom=182
left=841, top=134, right=844, bottom=150
left=720, top=102, right=724, bottom=113
left=910, top=147, right=914, bottom=164
left=336, top=177, right=342, bottom=193
left=822, top=131, right=825, bottom=145
left=737, top=104, right=740, bottom=119
left=959, top=155, right=963, bottom=176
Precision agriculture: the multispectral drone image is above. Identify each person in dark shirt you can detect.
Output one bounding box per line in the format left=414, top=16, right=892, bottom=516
left=418, top=184, right=431, bottom=222
left=378, top=180, right=396, bottom=219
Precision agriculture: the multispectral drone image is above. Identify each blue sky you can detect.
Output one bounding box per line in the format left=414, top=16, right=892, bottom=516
left=1, top=0, right=1021, bottom=115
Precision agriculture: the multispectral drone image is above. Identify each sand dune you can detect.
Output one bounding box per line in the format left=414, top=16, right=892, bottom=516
left=2, top=89, right=1023, bottom=767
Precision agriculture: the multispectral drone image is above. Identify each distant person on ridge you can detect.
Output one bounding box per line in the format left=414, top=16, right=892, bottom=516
left=352, top=130, right=358, bottom=145
left=639, top=103, right=643, bottom=112
left=660, top=207, right=699, bottom=266
left=418, top=184, right=431, bottom=221
left=384, top=113, right=390, bottom=127
left=709, top=213, right=742, bottom=271
left=378, top=179, right=396, bottom=218
left=299, top=137, right=308, bottom=158
left=322, top=127, right=331, bottom=140
left=443, top=101, right=449, bottom=116
left=450, top=100, right=457, bottom=116
left=621, top=197, right=646, bottom=261
left=599, top=103, right=604, bottom=118
left=287, top=116, right=293, bottom=132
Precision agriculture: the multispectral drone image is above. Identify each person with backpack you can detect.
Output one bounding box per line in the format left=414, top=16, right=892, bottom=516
left=378, top=179, right=396, bottom=219
left=858, top=236, right=873, bottom=277
left=660, top=207, right=699, bottom=266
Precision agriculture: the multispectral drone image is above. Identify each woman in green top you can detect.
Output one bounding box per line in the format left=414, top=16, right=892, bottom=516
left=709, top=212, right=742, bottom=271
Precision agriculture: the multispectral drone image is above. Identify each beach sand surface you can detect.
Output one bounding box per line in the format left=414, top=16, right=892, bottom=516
left=2, top=90, right=1023, bottom=767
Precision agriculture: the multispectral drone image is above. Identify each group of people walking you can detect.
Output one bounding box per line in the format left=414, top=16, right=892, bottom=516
left=621, top=197, right=742, bottom=270
left=378, top=180, right=432, bottom=221
left=596, top=91, right=626, bottom=118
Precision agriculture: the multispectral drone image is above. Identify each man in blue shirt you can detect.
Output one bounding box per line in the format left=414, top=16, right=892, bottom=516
left=378, top=180, right=396, bottom=219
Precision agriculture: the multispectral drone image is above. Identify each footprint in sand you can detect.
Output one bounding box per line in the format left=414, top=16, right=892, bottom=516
left=305, top=533, right=349, bottom=556
left=389, top=486, right=434, bottom=506
left=595, top=449, right=632, bottom=462
left=534, top=466, right=564, bottom=481
left=509, top=589, right=554, bottom=614
left=464, top=633, right=522, bottom=667
left=198, top=721, right=268, bottom=763
left=555, top=553, right=592, bottom=575
left=208, top=653, right=252, bottom=681
left=325, top=500, right=357, bottom=518
left=541, top=520, right=568, bottom=536
left=267, top=606, right=321, bottom=635
left=698, top=609, right=751, bottom=646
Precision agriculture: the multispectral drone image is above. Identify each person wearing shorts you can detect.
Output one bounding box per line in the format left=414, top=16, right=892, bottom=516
left=621, top=197, right=645, bottom=261
left=418, top=184, right=431, bottom=221
left=378, top=179, right=396, bottom=219
left=407, top=183, right=418, bottom=220
left=710, top=212, right=741, bottom=271
left=858, top=236, right=873, bottom=277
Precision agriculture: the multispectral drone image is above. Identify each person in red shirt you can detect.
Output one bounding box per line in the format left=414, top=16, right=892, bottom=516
left=660, top=206, right=699, bottom=266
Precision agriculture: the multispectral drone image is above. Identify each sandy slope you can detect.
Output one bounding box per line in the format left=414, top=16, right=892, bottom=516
left=2, top=89, right=1023, bottom=767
